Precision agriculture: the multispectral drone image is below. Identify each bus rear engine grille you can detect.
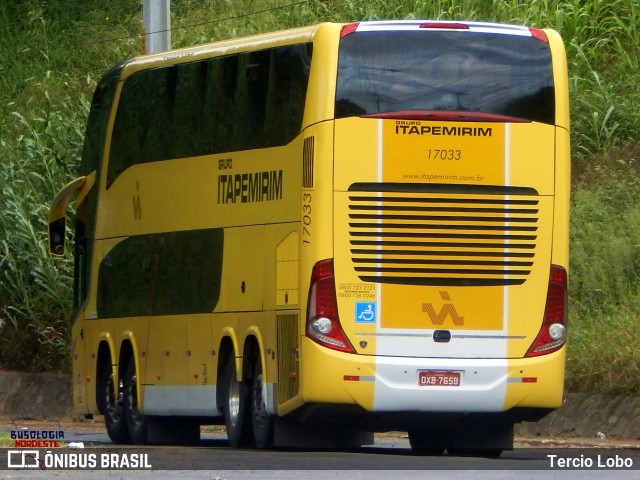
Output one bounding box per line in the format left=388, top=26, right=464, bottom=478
left=347, top=185, right=539, bottom=287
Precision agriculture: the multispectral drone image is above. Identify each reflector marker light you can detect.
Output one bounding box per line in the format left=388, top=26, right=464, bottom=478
left=340, top=22, right=360, bottom=37
left=343, top=375, right=375, bottom=382
left=528, top=27, right=549, bottom=43
left=508, top=377, right=538, bottom=383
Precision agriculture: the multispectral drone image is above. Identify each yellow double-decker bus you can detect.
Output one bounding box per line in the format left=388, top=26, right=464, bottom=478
left=49, top=20, right=569, bottom=455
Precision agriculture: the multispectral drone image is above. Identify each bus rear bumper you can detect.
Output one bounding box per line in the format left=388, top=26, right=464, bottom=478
left=300, top=338, right=565, bottom=414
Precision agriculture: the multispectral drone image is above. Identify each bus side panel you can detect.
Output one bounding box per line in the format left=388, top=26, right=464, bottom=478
left=186, top=314, right=216, bottom=416
left=217, top=226, right=266, bottom=313
left=71, top=315, right=90, bottom=415
left=298, top=120, right=336, bottom=406
left=160, top=315, right=188, bottom=413
left=546, top=29, right=570, bottom=131
left=302, top=23, right=341, bottom=128
left=552, top=126, right=571, bottom=268
left=272, top=227, right=301, bottom=414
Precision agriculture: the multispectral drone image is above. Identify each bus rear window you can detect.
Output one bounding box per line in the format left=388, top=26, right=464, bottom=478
left=335, top=30, right=555, bottom=124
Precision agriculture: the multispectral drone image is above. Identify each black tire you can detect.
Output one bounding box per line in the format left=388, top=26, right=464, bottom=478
left=97, top=359, right=130, bottom=444
left=222, top=356, right=253, bottom=448
left=123, top=358, right=148, bottom=445
left=251, top=358, right=273, bottom=449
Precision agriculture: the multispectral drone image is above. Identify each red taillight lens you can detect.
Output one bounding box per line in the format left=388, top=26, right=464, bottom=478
left=529, top=27, right=549, bottom=43
left=419, top=22, right=469, bottom=30
left=306, top=259, right=355, bottom=353
left=340, top=22, right=360, bottom=37
left=526, top=265, right=568, bottom=357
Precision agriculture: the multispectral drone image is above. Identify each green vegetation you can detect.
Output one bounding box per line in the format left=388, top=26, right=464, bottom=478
left=0, top=429, right=12, bottom=447
left=569, top=150, right=640, bottom=393
left=0, top=0, right=638, bottom=393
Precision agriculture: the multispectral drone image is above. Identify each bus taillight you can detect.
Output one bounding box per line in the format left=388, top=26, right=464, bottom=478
left=306, top=259, right=355, bottom=354
left=526, top=265, right=568, bottom=357
left=419, top=22, right=469, bottom=30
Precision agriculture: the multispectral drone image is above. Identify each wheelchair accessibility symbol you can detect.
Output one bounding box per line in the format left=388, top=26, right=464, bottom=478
left=355, top=302, right=377, bottom=323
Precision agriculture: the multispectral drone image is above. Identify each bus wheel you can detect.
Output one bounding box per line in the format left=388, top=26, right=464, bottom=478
left=251, top=358, right=273, bottom=449
left=222, top=356, right=252, bottom=448
left=98, top=360, right=130, bottom=444
left=123, top=358, right=148, bottom=444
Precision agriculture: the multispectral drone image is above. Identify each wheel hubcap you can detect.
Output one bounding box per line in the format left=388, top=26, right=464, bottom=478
left=106, top=375, right=122, bottom=421
left=252, top=373, right=267, bottom=425
left=228, top=372, right=240, bottom=427
left=127, top=372, right=143, bottom=426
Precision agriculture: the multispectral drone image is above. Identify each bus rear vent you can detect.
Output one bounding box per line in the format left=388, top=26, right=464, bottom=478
left=347, top=184, right=540, bottom=287
left=303, top=136, right=315, bottom=188
left=277, top=314, right=299, bottom=403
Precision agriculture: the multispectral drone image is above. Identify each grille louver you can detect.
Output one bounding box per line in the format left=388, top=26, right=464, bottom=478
left=348, top=184, right=539, bottom=287
left=303, top=137, right=315, bottom=188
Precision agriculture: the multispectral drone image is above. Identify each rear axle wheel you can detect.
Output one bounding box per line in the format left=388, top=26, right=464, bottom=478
left=251, top=357, right=273, bottom=449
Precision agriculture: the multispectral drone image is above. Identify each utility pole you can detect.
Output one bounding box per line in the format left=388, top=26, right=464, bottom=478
left=142, top=0, right=171, bottom=54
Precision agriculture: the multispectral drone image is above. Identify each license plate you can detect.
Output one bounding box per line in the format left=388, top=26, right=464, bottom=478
left=418, top=371, right=461, bottom=387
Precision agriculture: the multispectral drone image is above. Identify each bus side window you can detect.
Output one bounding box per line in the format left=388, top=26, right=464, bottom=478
left=201, top=55, right=237, bottom=155
left=106, top=42, right=313, bottom=189
left=245, top=49, right=270, bottom=149
left=265, top=44, right=312, bottom=145
left=174, top=61, right=207, bottom=158
left=108, top=72, right=148, bottom=187
left=143, top=66, right=177, bottom=163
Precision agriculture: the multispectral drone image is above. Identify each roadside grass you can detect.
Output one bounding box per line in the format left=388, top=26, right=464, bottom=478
left=1, top=0, right=639, bottom=394
left=567, top=146, right=640, bottom=394
left=0, top=95, right=82, bottom=371
left=567, top=308, right=640, bottom=394
left=0, top=430, right=12, bottom=447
